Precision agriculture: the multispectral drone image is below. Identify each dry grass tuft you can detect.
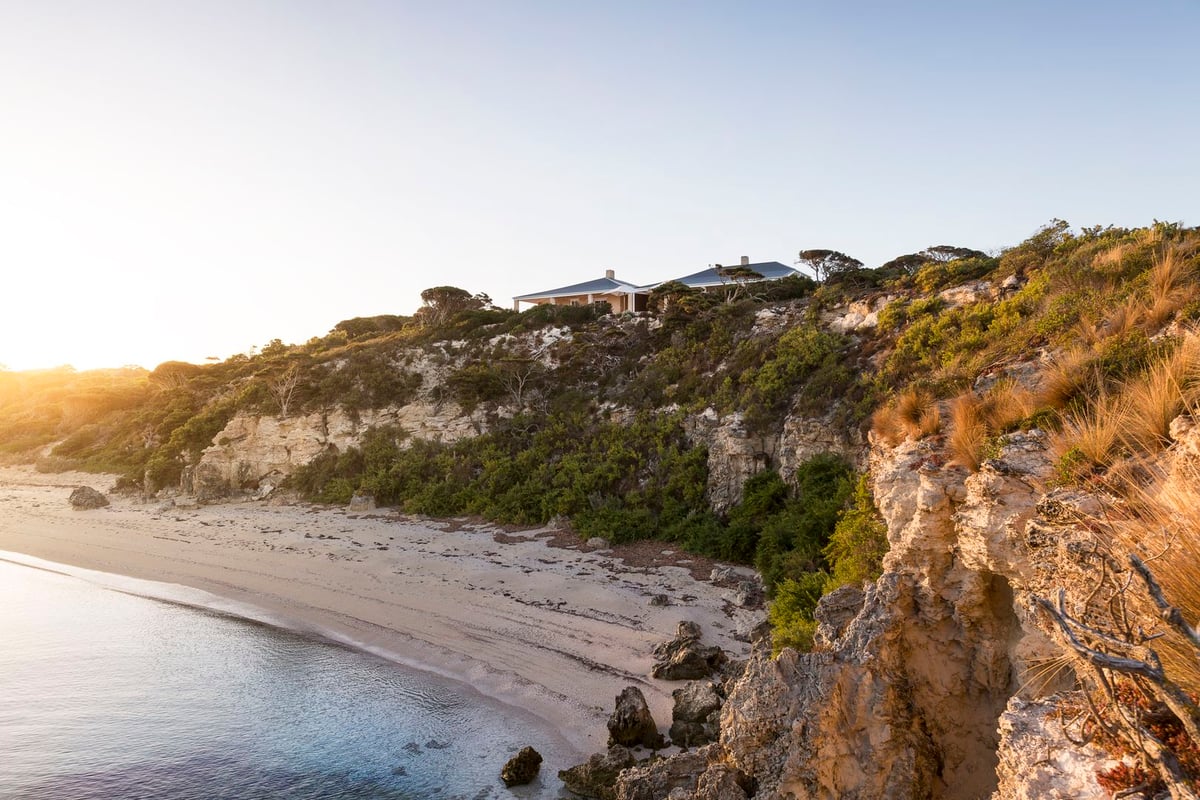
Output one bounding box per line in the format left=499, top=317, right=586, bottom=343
left=1037, top=347, right=1098, bottom=410
left=872, top=387, right=942, bottom=445
left=1093, top=241, right=1134, bottom=268
left=980, top=379, right=1036, bottom=432
left=1120, top=362, right=1187, bottom=455
left=870, top=404, right=905, bottom=446
left=948, top=393, right=988, bottom=470
left=1108, top=463, right=1200, bottom=693
left=1048, top=391, right=1125, bottom=475
left=1141, top=249, right=1197, bottom=332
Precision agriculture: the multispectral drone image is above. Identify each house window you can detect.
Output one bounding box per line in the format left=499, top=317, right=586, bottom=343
left=570, top=299, right=581, bottom=306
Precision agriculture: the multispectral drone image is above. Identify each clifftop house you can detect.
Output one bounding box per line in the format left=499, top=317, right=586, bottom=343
left=511, top=270, right=646, bottom=313
left=513, top=257, right=798, bottom=312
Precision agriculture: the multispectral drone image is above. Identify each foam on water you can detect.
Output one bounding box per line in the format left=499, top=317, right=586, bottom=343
left=0, top=555, right=576, bottom=799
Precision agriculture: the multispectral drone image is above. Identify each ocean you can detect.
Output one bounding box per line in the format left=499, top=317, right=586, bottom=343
left=0, top=555, right=577, bottom=799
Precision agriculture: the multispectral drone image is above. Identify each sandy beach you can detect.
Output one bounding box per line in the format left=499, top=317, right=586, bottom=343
left=0, top=466, right=762, bottom=756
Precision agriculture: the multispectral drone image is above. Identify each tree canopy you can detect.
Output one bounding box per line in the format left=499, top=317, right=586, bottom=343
left=414, top=286, right=494, bottom=328
left=796, top=250, right=864, bottom=281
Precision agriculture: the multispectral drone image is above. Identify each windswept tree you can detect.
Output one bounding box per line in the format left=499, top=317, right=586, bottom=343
left=649, top=280, right=708, bottom=315
left=414, top=286, right=494, bottom=328
left=796, top=249, right=864, bottom=282
left=715, top=264, right=765, bottom=302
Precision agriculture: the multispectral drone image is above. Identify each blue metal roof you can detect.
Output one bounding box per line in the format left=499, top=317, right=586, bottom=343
left=513, top=275, right=642, bottom=301
left=639, top=262, right=799, bottom=290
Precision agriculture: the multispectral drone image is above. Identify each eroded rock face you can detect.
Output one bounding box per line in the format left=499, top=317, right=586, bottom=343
left=686, top=409, right=865, bottom=513
left=607, top=687, right=664, bottom=750
left=993, top=697, right=1115, bottom=800
left=192, top=403, right=478, bottom=500
left=701, top=433, right=1063, bottom=800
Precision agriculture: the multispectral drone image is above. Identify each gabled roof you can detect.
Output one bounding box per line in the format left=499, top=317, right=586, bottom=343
left=639, top=261, right=799, bottom=291
left=513, top=275, right=642, bottom=301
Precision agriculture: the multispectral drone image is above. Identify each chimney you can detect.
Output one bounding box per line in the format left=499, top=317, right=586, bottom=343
left=605, top=269, right=615, bottom=279
left=740, top=256, right=750, bottom=266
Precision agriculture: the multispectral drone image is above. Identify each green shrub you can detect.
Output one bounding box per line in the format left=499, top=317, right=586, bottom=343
left=768, top=572, right=828, bottom=653
left=824, top=475, right=888, bottom=591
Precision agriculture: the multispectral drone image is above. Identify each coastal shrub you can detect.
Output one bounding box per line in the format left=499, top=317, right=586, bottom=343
left=768, top=573, right=827, bottom=653
left=753, top=455, right=854, bottom=594
left=823, top=476, right=888, bottom=591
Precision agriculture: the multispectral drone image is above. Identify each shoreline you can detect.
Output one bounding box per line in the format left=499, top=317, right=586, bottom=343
left=0, top=466, right=762, bottom=756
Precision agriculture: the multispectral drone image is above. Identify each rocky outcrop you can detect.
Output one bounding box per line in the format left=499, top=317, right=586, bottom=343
left=612, top=744, right=752, bottom=800
left=608, top=687, right=665, bottom=750
left=636, top=431, right=1076, bottom=800
left=500, top=746, right=542, bottom=787
left=687, top=408, right=865, bottom=512
left=68, top=486, right=109, bottom=509
left=669, top=680, right=724, bottom=747
left=822, top=294, right=894, bottom=333
left=559, top=745, right=637, bottom=799
left=191, top=403, right=478, bottom=500
left=992, top=697, right=1115, bottom=800
left=652, top=621, right=727, bottom=681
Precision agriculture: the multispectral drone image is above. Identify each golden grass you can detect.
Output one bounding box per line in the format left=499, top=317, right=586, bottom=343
left=1048, top=392, right=1125, bottom=474
left=1140, top=248, right=1198, bottom=331
left=1107, top=463, right=1200, bottom=693
left=870, top=405, right=905, bottom=446
left=1120, top=362, right=1187, bottom=454
left=948, top=392, right=988, bottom=470
left=872, top=387, right=942, bottom=445
left=1037, top=347, right=1098, bottom=409
left=1091, top=241, right=1134, bottom=271
left=980, top=378, right=1036, bottom=432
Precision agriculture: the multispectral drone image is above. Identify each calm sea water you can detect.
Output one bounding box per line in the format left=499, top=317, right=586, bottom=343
left=0, top=556, right=576, bottom=799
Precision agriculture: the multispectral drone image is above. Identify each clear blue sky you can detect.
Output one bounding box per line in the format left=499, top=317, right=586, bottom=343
left=1, top=1, right=1196, bottom=370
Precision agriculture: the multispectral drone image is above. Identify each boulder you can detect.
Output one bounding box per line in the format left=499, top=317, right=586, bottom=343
left=585, top=536, right=611, bottom=550
left=558, top=745, right=636, bottom=799
left=500, top=745, right=542, bottom=787
left=607, top=686, right=664, bottom=750
left=348, top=493, right=376, bottom=513
left=669, top=680, right=724, bottom=747
left=733, top=580, right=763, bottom=608
left=652, top=621, right=727, bottom=680
left=68, top=486, right=109, bottom=510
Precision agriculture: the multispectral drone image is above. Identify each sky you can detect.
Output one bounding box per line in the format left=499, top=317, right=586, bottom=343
left=1, top=0, right=1197, bottom=371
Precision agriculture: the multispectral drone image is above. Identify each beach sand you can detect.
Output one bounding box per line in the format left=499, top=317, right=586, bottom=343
left=0, top=466, right=762, bottom=756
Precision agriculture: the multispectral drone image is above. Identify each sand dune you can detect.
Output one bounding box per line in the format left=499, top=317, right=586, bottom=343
left=0, top=466, right=761, bottom=755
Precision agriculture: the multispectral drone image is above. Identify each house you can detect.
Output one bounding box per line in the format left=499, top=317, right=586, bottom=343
left=511, top=257, right=801, bottom=313
left=642, top=257, right=800, bottom=291
left=511, top=270, right=648, bottom=313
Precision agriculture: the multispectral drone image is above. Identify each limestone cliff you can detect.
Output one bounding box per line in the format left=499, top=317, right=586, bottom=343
left=620, top=425, right=1137, bottom=799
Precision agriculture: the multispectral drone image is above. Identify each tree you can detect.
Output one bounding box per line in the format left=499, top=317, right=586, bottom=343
left=920, top=245, right=988, bottom=263
left=715, top=264, right=765, bottom=303
left=649, top=280, right=709, bottom=316
left=796, top=249, right=864, bottom=281
left=415, top=286, right=493, bottom=328
left=269, top=364, right=302, bottom=418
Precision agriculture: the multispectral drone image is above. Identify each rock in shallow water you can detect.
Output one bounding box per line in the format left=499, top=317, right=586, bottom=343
left=500, top=745, right=543, bottom=787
